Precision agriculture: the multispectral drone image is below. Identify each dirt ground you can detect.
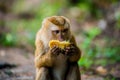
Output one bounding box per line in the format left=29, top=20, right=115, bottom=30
left=0, top=47, right=35, bottom=80
left=0, top=47, right=119, bottom=80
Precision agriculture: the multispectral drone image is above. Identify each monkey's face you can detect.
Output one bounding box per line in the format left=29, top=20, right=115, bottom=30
left=51, top=27, right=70, bottom=41
left=43, top=16, right=71, bottom=42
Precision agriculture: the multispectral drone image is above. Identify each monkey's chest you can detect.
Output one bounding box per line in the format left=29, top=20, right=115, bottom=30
left=54, top=53, right=68, bottom=65
left=52, top=54, right=68, bottom=80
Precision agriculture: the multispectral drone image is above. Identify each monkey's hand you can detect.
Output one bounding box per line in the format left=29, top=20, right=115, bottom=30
left=50, top=46, right=61, bottom=55
left=64, top=44, right=78, bottom=56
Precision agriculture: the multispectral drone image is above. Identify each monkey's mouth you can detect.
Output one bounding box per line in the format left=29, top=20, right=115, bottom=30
left=57, top=38, right=64, bottom=41
left=58, top=38, right=67, bottom=41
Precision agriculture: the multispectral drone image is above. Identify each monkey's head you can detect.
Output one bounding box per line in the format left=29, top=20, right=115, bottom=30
left=41, top=16, right=71, bottom=42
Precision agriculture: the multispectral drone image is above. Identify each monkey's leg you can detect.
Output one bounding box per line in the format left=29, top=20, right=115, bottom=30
left=35, top=67, right=52, bottom=80
left=66, top=62, right=81, bottom=80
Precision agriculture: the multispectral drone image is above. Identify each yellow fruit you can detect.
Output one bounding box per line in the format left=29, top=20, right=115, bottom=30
left=49, top=40, right=70, bottom=49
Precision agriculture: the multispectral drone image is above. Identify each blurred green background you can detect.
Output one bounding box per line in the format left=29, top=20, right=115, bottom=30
left=0, top=0, right=120, bottom=78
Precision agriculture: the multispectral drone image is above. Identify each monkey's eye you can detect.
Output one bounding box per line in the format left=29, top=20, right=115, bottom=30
left=53, top=30, right=59, bottom=34
left=62, top=29, right=68, bottom=33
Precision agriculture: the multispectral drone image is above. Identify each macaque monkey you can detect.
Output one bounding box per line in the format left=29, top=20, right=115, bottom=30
left=34, top=16, right=81, bottom=80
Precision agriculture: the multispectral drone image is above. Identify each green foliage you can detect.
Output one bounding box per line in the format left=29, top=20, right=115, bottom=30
left=79, top=26, right=120, bottom=68
left=78, top=55, right=93, bottom=68
left=77, top=3, right=91, bottom=11
left=104, top=46, right=120, bottom=62
left=81, top=27, right=101, bottom=49
left=75, top=0, right=102, bottom=19
left=86, top=27, right=101, bottom=38
left=4, top=0, right=65, bottom=47
left=79, top=27, right=101, bottom=68
left=0, top=33, right=16, bottom=46
left=115, top=11, right=120, bottom=20
left=115, top=11, right=120, bottom=29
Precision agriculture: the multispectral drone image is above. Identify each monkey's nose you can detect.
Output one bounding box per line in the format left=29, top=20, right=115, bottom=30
left=59, top=38, right=64, bottom=41
left=58, top=34, right=65, bottom=41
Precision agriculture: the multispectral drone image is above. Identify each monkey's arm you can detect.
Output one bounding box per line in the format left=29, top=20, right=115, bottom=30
left=68, top=36, right=81, bottom=62
left=34, top=40, right=54, bottom=68
left=68, top=45, right=81, bottom=62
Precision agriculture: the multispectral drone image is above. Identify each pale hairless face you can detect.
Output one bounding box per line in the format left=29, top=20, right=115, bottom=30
left=51, top=26, right=69, bottom=41
left=48, top=16, right=71, bottom=41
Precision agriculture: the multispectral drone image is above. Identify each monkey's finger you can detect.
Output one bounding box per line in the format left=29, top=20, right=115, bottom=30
left=66, top=51, right=74, bottom=56
left=54, top=49, right=60, bottom=55
left=65, top=51, right=68, bottom=55
left=65, top=48, right=75, bottom=52
left=66, top=46, right=75, bottom=51
left=61, top=50, right=65, bottom=54
left=64, top=47, right=71, bottom=52
left=70, top=43, right=75, bottom=47
left=52, top=47, right=61, bottom=55
left=65, top=49, right=71, bottom=54
left=65, top=49, right=69, bottom=52
left=70, top=45, right=75, bottom=49
left=65, top=46, right=71, bottom=49
left=70, top=43, right=76, bottom=48
left=65, top=49, right=75, bottom=55
left=51, top=46, right=56, bottom=52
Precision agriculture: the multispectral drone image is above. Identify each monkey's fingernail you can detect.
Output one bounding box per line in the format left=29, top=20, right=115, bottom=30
left=66, top=50, right=69, bottom=52
left=66, top=47, right=70, bottom=49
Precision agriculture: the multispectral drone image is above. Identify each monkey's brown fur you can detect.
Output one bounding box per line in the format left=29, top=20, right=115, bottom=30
left=34, top=16, right=81, bottom=80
